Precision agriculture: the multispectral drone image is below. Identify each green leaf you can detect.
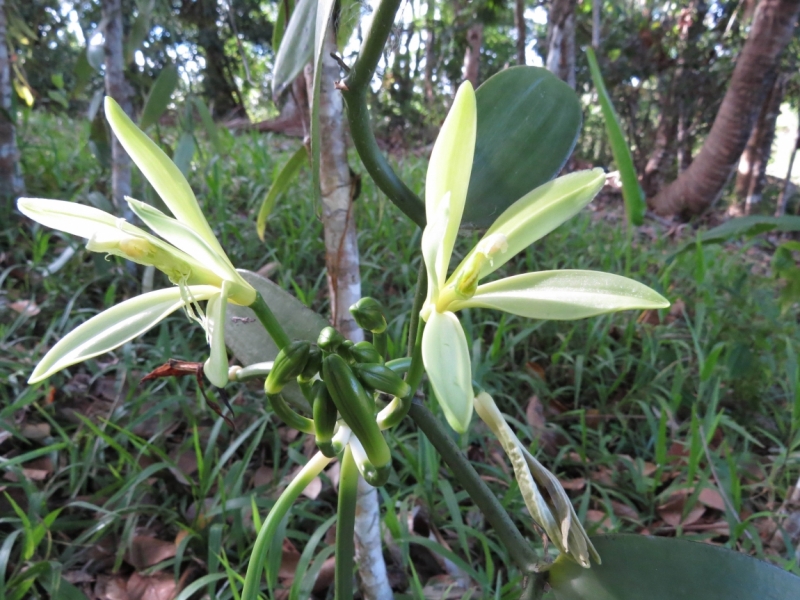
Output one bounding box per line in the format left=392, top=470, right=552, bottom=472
left=256, top=145, right=308, bottom=241
left=124, top=1, right=153, bottom=65
left=88, top=109, right=111, bottom=170
left=464, top=66, right=582, bottom=228
left=586, top=48, right=645, bottom=226
left=671, top=215, right=800, bottom=260
left=336, top=0, right=361, bottom=50
left=224, top=270, right=329, bottom=406
left=191, top=97, right=221, bottom=154
left=140, top=64, right=179, bottom=130
left=272, top=0, right=291, bottom=51
left=172, top=132, right=196, bottom=175
left=546, top=534, right=800, bottom=599
left=451, top=270, right=669, bottom=320
left=272, top=0, right=317, bottom=97
left=29, top=286, right=219, bottom=383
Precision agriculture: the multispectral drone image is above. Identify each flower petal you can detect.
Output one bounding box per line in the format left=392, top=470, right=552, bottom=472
left=203, top=281, right=231, bottom=387
left=421, top=193, right=451, bottom=309
left=425, top=82, right=477, bottom=280
left=29, top=285, right=220, bottom=383
left=126, top=197, right=255, bottom=305
left=451, top=169, right=605, bottom=282
left=104, top=97, right=228, bottom=260
left=421, top=310, right=474, bottom=433
left=451, top=270, right=669, bottom=320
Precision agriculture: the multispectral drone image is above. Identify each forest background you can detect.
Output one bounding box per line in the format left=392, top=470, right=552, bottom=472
left=3, top=1, right=800, bottom=599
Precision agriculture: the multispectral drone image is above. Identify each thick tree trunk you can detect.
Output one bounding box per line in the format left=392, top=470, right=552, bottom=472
left=314, top=27, right=392, bottom=600
left=101, top=0, right=134, bottom=223
left=546, top=0, right=577, bottom=88
left=651, top=0, right=800, bottom=217
left=0, top=0, right=24, bottom=210
left=424, top=0, right=436, bottom=102
left=735, top=73, right=785, bottom=213
left=515, top=0, right=526, bottom=65
left=463, top=23, right=483, bottom=87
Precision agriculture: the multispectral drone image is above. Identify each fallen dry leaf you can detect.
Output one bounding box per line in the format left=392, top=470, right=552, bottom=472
left=95, top=574, right=129, bottom=600
left=20, top=422, right=51, bottom=441
left=610, top=500, right=639, bottom=520
left=10, top=299, right=40, bottom=316
left=585, top=509, right=612, bottom=531
left=127, top=536, right=178, bottom=571
left=127, top=571, right=177, bottom=600
left=559, top=477, right=586, bottom=491
left=699, top=486, right=727, bottom=512
left=252, top=465, right=274, bottom=488
left=658, top=493, right=706, bottom=528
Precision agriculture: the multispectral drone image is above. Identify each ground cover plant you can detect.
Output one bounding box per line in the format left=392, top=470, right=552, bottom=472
left=4, top=1, right=800, bottom=599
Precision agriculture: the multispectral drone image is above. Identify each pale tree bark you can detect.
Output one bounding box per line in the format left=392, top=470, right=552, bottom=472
left=735, top=73, right=785, bottom=213
left=0, top=0, right=23, bottom=210
left=546, top=0, right=577, bottom=88
left=102, top=0, right=134, bottom=222
left=515, top=0, right=526, bottom=65
left=424, top=0, right=436, bottom=102
left=651, top=0, right=800, bottom=217
left=463, top=22, right=483, bottom=87
left=312, top=26, right=393, bottom=600
left=592, top=0, right=601, bottom=48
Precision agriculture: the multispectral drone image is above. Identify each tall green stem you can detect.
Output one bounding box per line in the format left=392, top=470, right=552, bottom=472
left=249, top=292, right=291, bottom=350
left=408, top=401, right=540, bottom=574
left=335, top=446, right=358, bottom=600
left=341, top=0, right=425, bottom=227
left=241, top=452, right=333, bottom=600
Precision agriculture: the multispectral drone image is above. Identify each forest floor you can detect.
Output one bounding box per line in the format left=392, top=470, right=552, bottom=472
left=2, top=112, right=800, bottom=599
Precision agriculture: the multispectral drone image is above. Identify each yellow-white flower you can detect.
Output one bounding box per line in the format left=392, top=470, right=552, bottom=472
left=420, top=82, right=669, bottom=433
left=19, top=98, right=256, bottom=387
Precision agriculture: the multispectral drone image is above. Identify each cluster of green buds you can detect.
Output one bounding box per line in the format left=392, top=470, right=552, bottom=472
left=262, top=298, right=409, bottom=487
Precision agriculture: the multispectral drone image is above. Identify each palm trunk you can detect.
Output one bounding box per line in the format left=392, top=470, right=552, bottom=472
left=651, top=0, right=800, bottom=217
left=546, top=0, right=577, bottom=88
left=102, top=0, right=134, bottom=223
left=735, top=73, right=785, bottom=213
left=314, top=26, right=393, bottom=600
left=515, top=0, right=526, bottom=65
left=463, top=22, right=483, bottom=87
left=424, top=1, right=436, bottom=102
left=0, top=0, right=24, bottom=210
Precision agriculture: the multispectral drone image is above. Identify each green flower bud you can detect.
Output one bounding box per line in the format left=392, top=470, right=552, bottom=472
left=322, top=354, right=391, bottom=480
left=353, top=363, right=411, bottom=398
left=318, top=326, right=345, bottom=352
left=298, top=346, right=322, bottom=382
left=264, top=341, right=310, bottom=394
left=349, top=297, right=388, bottom=334
left=349, top=341, right=383, bottom=365
left=312, top=380, right=338, bottom=458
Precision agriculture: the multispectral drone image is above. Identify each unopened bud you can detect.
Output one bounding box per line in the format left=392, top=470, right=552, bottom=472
left=318, top=326, right=345, bottom=352
left=264, top=341, right=310, bottom=394
left=349, top=297, right=388, bottom=334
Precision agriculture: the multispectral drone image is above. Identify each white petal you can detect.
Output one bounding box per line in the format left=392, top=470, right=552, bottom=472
left=421, top=194, right=451, bottom=307
left=104, top=97, right=226, bottom=258
left=451, top=270, right=670, bottom=320
left=29, top=286, right=220, bottom=383
left=421, top=310, right=474, bottom=433
left=425, top=82, right=477, bottom=280
left=451, top=169, right=605, bottom=282
left=203, top=281, right=231, bottom=387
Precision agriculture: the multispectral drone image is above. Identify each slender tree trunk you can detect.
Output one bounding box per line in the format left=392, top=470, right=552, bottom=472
left=676, top=103, right=693, bottom=172
left=0, top=0, right=24, bottom=210
left=546, top=0, right=577, bottom=88
left=776, top=117, right=800, bottom=217
left=641, top=84, right=678, bottom=197
left=651, top=0, right=800, bottom=217
left=515, top=0, right=526, bottom=65
left=424, top=0, right=436, bottom=102
left=314, top=27, right=393, bottom=600
left=102, top=0, right=134, bottom=223
left=592, top=0, right=601, bottom=48
left=463, top=22, right=483, bottom=87
left=735, top=73, right=785, bottom=213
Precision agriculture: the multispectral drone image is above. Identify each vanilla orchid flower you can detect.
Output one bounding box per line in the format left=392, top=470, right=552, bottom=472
left=420, top=82, right=669, bottom=433
left=18, top=97, right=256, bottom=387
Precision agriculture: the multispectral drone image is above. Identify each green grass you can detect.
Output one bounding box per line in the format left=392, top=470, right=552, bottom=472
left=2, top=110, right=800, bottom=598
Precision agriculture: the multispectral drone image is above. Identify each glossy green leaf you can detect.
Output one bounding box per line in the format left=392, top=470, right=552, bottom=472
left=336, top=0, right=361, bottom=50
left=464, top=67, right=582, bottom=228
left=272, top=0, right=316, bottom=97
left=671, top=215, right=800, bottom=260
left=586, top=48, right=645, bottom=226
left=547, top=534, right=800, bottom=600
left=256, top=145, right=308, bottom=241
left=29, top=286, right=219, bottom=383
left=272, top=0, right=292, bottom=51
left=421, top=310, right=474, bottom=433
left=140, top=64, right=179, bottom=130
left=451, top=270, right=669, bottom=320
